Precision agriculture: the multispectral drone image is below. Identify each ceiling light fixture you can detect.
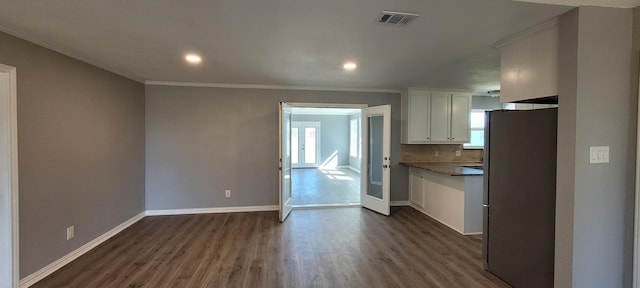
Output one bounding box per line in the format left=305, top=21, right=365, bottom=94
left=185, top=54, right=202, bottom=64
left=343, top=62, right=357, bottom=71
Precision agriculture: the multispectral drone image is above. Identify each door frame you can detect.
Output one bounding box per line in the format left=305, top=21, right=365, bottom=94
left=291, top=121, right=321, bottom=168
left=635, top=66, right=640, bottom=288
left=0, top=63, right=19, bottom=288
left=284, top=102, right=368, bottom=209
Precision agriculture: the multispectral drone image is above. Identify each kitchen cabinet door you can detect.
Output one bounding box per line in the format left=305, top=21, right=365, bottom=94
left=407, top=91, right=431, bottom=143
left=450, top=93, right=471, bottom=143
left=429, top=92, right=451, bottom=142
left=409, top=168, right=424, bottom=208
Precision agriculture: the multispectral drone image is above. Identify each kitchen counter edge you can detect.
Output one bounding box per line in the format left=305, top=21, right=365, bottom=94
left=400, top=161, right=484, bottom=176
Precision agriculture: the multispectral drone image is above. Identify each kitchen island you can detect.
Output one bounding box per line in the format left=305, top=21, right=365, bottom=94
left=402, top=162, right=483, bottom=235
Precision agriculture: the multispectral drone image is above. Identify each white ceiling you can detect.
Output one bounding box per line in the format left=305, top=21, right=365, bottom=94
left=0, top=0, right=575, bottom=94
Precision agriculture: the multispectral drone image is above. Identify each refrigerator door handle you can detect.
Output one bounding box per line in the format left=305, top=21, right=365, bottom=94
left=483, top=204, right=489, bottom=208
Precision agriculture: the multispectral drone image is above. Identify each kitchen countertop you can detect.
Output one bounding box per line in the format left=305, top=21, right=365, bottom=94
left=400, top=161, right=484, bottom=176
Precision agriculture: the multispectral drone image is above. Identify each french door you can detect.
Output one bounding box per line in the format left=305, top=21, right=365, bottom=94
left=0, top=63, right=18, bottom=288
left=291, top=121, right=320, bottom=168
left=361, top=105, right=391, bottom=216
left=279, top=103, right=293, bottom=222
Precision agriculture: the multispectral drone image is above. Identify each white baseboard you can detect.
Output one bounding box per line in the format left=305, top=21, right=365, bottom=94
left=145, top=205, right=278, bottom=216
left=390, top=201, right=410, bottom=206
left=19, top=212, right=146, bottom=288
left=347, top=166, right=360, bottom=173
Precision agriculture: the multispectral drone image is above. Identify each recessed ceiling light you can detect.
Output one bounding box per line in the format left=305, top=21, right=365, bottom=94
left=343, top=62, right=357, bottom=71
left=185, top=54, right=202, bottom=64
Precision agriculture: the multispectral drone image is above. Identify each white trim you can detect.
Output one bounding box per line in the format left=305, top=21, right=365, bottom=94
left=19, top=212, right=146, bottom=288
left=0, top=63, right=19, bottom=288
left=390, top=201, right=410, bottom=206
left=287, top=102, right=369, bottom=109
left=347, top=165, right=361, bottom=174
left=145, top=205, right=279, bottom=216
left=492, top=17, right=559, bottom=49
left=512, top=0, right=640, bottom=8
left=146, top=81, right=401, bottom=94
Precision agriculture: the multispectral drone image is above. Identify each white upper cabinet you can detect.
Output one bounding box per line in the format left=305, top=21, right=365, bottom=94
left=401, top=88, right=471, bottom=144
left=429, top=92, right=451, bottom=142
left=497, top=20, right=559, bottom=103
left=406, top=90, right=431, bottom=142
left=450, top=93, right=471, bottom=143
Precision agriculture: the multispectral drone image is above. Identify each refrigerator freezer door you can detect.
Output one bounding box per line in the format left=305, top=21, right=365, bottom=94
left=485, top=109, right=557, bottom=288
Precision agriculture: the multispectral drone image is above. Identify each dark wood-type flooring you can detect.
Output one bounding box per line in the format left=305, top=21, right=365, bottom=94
left=32, top=207, right=510, bottom=288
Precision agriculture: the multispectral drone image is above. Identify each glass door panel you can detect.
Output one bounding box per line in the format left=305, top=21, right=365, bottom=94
left=304, top=127, right=317, bottom=164
left=291, top=127, right=299, bottom=165
left=367, top=116, right=384, bottom=199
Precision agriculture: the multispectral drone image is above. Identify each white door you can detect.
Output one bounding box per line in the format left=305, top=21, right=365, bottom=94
left=279, top=102, right=294, bottom=222
left=361, top=105, right=391, bottom=216
left=0, top=64, right=18, bottom=288
left=291, top=121, right=320, bottom=168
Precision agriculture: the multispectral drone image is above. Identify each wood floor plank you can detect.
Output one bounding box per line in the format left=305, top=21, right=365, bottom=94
left=31, top=207, right=510, bottom=288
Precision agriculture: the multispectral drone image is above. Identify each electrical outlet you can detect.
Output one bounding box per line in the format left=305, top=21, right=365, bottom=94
left=66, top=226, right=74, bottom=240
left=455, top=150, right=461, bottom=157
left=434, top=151, right=439, bottom=157
left=225, top=189, right=231, bottom=198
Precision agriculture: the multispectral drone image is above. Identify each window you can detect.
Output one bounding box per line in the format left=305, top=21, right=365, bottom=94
left=350, top=118, right=359, bottom=157
left=464, top=110, right=486, bottom=149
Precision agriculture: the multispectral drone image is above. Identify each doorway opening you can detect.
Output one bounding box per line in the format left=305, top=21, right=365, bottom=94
left=289, top=105, right=364, bottom=208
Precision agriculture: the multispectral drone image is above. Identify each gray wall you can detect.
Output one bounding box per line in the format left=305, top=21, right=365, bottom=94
left=291, top=114, right=349, bottom=167
left=145, top=85, right=405, bottom=210
left=349, top=112, right=362, bottom=172
left=0, top=32, right=146, bottom=277
left=556, top=7, right=634, bottom=287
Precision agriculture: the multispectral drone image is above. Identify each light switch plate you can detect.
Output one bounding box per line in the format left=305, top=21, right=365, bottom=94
left=589, top=146, right=609, bottom=164
left=66, top=226, right=74, bottom=240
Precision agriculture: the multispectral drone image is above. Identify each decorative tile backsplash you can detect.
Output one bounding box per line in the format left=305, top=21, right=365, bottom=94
left=401, top=144, right=483, bottom=163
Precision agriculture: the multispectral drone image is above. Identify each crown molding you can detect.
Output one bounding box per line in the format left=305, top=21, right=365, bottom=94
left=492, top=17, right=559, bottom=49
left=145, top=80, right=402, bottom=94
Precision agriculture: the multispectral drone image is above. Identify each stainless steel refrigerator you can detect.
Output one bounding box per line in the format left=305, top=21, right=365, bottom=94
left=482, top=108, right=557, bottom=288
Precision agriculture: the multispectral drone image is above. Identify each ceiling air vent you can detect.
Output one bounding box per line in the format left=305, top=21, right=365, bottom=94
left=377, top=11, right=420, bottom=26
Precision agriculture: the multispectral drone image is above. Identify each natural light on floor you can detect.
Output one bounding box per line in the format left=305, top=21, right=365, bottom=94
left=319, top=150, right=339, bottom=169
left=320, top=168, right=354, bottom=181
